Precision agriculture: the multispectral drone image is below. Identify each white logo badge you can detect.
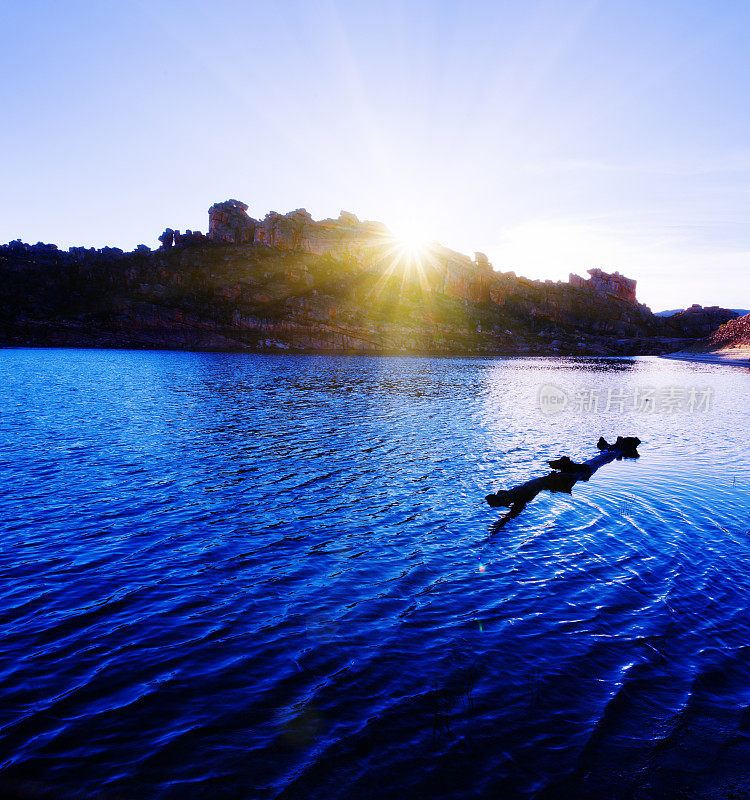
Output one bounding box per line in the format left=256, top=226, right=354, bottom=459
left=538, top=384, right=569, bottom=415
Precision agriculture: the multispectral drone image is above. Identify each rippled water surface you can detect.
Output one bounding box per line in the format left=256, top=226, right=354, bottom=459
left=1, top=350, right=749, bottom=799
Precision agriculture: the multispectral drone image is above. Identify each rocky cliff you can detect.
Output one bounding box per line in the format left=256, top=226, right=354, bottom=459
left=203, top=201, right=495, bottom=305
left=0, top=201, right=712, bottom=356
left=569, top=268, right=637, bottom=304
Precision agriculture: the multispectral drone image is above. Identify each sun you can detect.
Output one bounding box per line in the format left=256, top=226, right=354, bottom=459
left=392, top=233, right=433, bottom=264
left=385, top=219, right=437, bottom=267
left=363, top=214, right=443, bottom=302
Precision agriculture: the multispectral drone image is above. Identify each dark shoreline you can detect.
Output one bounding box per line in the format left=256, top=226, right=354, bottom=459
left=0, top=341, right=691, bottom=361
left=0, top=339, right=681, bottom=358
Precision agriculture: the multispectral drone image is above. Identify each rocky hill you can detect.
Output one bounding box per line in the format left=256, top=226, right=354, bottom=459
left=656, top=307, right=749, bottom=317
left=663, top=304, right=739, bottom=338
left=711, top=313, right=750, bottom=348
left=0, top=200, right=713, bottom=356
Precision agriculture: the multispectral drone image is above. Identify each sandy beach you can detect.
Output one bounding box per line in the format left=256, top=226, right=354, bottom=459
left=660, top=346, right=750, bottom=367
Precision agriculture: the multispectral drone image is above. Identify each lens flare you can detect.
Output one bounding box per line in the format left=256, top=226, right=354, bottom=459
left=390, top=231, right=433, bottom=265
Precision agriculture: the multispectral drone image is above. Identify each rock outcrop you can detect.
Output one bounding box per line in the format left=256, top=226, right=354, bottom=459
left=207, top=200, right=257, bottom=245
left=569, top=268, right=637, bottom=304
left=427, top=246, right=493, bottom=304
left=208, top=201, right=389, bottom=262
left=205, top=200, right=491, bottom=303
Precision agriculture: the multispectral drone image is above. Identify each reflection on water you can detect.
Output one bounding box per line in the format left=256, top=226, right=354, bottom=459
left=0, top=350, right=748, bottom=799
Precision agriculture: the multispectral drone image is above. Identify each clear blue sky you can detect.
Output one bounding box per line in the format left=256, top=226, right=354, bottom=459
left=3, top=0, right=750, bottom=311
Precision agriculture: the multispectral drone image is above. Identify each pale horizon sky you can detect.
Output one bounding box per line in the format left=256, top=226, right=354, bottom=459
left=3, top=0, right=750, bottom=311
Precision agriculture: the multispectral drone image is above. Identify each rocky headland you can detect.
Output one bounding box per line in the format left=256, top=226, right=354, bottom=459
left=0, top=200, right=731, bottom=356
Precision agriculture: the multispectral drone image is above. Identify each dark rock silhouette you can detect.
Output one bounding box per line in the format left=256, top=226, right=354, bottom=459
left=158, top=228, right=174, bottom=249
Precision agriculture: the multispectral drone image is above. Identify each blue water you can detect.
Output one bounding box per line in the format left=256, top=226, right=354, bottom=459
left=0, top=350, right=749, bottom=799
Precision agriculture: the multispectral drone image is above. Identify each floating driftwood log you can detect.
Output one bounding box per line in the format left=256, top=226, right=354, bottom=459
left=486, top=436, right=641, bottom=529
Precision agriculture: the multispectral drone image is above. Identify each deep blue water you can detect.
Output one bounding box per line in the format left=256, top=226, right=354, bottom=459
left=0, top=350, right=749, bottom=799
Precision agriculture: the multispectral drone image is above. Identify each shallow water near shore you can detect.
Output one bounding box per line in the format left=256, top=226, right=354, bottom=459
left=0, top=349, right=749, bottom=799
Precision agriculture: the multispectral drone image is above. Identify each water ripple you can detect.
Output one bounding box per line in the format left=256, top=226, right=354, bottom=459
left=0, top=351, right=748, bottom=798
